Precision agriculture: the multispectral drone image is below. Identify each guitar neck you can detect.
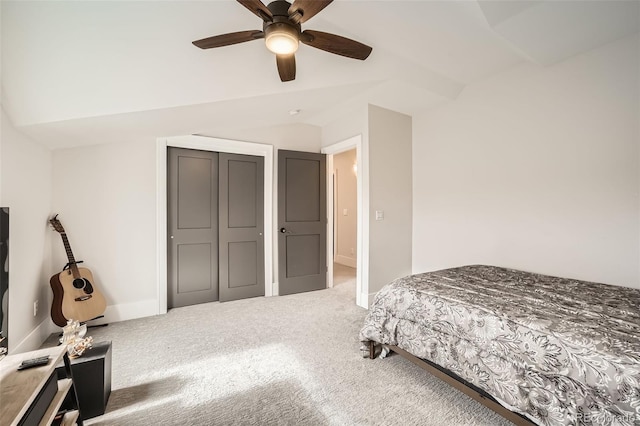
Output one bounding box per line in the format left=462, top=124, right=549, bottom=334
left=60, top=233, right=81, bottom=278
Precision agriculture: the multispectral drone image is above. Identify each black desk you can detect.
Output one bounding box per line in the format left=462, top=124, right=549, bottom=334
left=57, top=340, right=112, bottom=420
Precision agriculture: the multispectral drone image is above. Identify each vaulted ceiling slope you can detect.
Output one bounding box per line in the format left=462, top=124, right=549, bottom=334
left=1, top=1, right=638, bottom=149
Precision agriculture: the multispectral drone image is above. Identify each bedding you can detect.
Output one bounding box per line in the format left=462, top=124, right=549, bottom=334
left=359, top=265, right=640, bottom=426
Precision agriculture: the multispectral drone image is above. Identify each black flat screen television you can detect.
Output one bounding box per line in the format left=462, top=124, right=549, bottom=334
left=0, top=207, right=8, bottom=356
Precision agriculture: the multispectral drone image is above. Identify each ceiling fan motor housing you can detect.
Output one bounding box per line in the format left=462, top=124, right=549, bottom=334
left=264, top=0, right=301, bottom=33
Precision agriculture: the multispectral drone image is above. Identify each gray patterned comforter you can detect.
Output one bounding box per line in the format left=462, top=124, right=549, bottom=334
left=359, top=265, right=640, bottom=426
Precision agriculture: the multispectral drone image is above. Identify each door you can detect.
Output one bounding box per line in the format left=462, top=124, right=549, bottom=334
left=278, top=150, right=327, bottom=295
left=218, top=153, right=265, bottom=302
left=167, top=148, right=219, bottom=308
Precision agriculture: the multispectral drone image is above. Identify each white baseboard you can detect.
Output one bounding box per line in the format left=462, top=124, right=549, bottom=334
left=13, top=318, right=57, bottom=354
left=335, top=255, right=357, bottom=268
left=90, top=299, right=159, bottom=325
left=14, top=299, right=163, bottom=353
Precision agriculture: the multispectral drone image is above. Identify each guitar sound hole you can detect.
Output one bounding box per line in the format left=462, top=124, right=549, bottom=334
left=73, top=278, right=85, bottom=289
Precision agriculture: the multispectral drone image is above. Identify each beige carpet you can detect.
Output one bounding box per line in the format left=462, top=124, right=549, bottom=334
left=53, top=265, right=512, bottom=426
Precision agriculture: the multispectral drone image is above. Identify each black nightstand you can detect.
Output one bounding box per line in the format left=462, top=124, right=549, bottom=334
left=57, top=340, right=112, bottom=420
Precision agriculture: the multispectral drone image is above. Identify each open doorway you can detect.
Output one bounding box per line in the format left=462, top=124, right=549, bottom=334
left=331, top=149, right=357, bottom=296
left=323, top=135, right=368, bottom=308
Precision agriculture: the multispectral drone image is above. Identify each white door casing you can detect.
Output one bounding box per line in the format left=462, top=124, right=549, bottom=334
left=322, top=135, right=369, bottom=309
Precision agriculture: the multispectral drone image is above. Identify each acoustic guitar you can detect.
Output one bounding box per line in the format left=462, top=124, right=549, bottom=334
left=49, top=215, right=106, bottom=327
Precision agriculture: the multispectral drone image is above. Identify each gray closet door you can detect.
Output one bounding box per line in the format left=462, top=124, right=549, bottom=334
left=278, top=150, right=327, bottom=295
left=219, top=153, right=265, bottom=302
left=167, top=148, right=219, bottom=308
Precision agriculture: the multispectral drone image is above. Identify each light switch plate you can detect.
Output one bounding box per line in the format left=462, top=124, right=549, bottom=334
left=375, top=210, right=384, bottom=220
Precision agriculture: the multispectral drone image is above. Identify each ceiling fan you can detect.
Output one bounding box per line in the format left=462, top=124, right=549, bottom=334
left=192, top=0, right=373, bottom=82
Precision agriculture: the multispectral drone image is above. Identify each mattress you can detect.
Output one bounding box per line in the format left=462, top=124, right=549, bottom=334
left=359, top=265, right=640, bottom=426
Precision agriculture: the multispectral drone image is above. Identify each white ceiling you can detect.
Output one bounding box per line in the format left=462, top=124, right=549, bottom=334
left=1, top=0, right=638, bottom=149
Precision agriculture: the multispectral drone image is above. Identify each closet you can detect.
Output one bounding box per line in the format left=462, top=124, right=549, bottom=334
left=167, top=148, right=264, bottom=307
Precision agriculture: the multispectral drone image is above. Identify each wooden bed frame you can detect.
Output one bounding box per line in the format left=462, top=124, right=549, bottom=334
left=368, top=341, right=536, bottom=426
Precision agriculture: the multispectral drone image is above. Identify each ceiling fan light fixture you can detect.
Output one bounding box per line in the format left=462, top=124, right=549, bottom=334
left=265, top=23, right=299, bottom=55
left=193, top=0, right=373, bottom=82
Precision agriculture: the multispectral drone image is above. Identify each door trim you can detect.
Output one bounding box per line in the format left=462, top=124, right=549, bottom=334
left=157, top=135, right=274, bottom=314
left=322, top=135, right=369, bottom=309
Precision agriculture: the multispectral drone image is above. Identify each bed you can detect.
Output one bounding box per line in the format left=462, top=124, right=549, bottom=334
left=359, top=265, right=640, bottom=426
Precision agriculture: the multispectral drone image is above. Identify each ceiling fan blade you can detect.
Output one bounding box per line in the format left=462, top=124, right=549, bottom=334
left=300, top=30, right=372, bottom=60
left=288, top=0, right=332, bottom=24
left=276, top=54, right=296, bottom=82
left=193, top=30, right=264, bottom=49
left=237, top=0, right=273, bottom=22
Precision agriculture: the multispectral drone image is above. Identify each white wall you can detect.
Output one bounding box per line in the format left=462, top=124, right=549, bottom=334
left=0, top=108, right=54, bottom=353
left=333, top=149, right=357, bottom=268
left=368, top=105, right=413, bottom=296
left=321, top=104, right=413, bottom=303
left=205, top=123, right=321, bottom=153
left=412, top=34, right=640, bottom=288
left=321, top=106, right=368, bottom=148
left=52, top=139, right=159, bottom=322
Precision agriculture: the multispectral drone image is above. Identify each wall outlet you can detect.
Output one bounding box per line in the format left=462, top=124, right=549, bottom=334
left=33, top=300, right=38, bottom=317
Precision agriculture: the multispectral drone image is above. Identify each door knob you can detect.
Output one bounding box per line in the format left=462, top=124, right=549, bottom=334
left=280, top=228, right=287, bottom=233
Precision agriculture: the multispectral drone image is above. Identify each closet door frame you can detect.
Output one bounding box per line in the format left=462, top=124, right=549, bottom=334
left=156, top=135, right=274, bottom=314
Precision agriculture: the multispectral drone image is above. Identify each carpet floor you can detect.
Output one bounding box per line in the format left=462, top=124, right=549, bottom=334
left=53, top=266, right=513, bottom=425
